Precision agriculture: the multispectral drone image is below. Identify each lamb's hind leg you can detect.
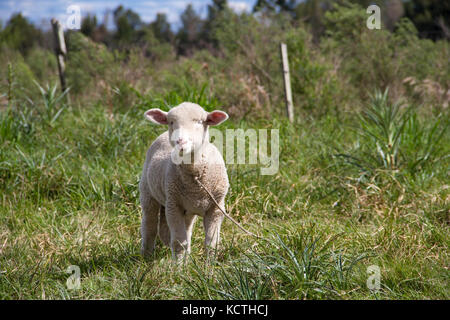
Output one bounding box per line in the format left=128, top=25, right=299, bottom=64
left=158, top=206, right=170, bottom=246
left=140, top=194, right=160, bottom=257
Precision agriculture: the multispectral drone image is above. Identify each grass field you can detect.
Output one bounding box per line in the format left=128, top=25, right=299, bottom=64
left=0, top=84, right=448, bottom=300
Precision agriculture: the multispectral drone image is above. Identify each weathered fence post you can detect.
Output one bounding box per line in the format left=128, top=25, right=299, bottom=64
left=280, top=43, right=294, bottom=123
left=51, top=18, right=67, bottom=93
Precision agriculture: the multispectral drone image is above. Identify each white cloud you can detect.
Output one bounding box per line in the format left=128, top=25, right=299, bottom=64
left=229, top=1, right=250, bottom=13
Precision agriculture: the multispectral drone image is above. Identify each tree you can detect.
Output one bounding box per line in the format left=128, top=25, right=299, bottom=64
left=202, top=0, right=229, bottom=46
left=113, top=5, right=143, bottom=46
left=80, top=14, right=98, bottom=39
left=404, top=0, right=450, bottom=40
left=0, top=13, right=42, bottom=55
left=294, top=0, right=334, bottom=39
left=150, top=13, right=173, bottom=43
left=177, top=4, right=203, bottom=55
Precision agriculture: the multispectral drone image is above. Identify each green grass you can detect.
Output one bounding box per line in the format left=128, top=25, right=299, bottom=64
left=0, top=85, right=448, bottom=300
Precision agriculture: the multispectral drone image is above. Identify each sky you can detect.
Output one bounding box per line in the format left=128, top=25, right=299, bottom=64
left=0, top=0, right=257, bottom=30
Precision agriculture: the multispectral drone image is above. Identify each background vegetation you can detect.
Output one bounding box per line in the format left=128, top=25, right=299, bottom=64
left=0, top=0, right=448, bottom=299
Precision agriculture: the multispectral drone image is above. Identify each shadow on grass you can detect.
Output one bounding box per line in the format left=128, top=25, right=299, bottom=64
left=64, top=239, right=172, bottom=274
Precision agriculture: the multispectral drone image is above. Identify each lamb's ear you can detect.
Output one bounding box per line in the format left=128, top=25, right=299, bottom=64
left=206, top=110, right=228, bottom=126
left=144, top=109, right=168, bottom=125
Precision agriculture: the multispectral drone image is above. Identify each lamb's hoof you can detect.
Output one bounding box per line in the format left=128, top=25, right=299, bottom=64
left=172, top=252, right=189, bottom=266
left=141, top=246, right=154, bottom=259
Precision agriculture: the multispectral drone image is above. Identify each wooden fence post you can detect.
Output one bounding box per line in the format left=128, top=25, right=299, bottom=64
left=280, top=43, right=294, bottom=122
left=51, top=18, right=67, bottom=93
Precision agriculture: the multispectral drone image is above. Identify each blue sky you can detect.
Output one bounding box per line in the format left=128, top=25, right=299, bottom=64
left=0, top=0, right=257, bottom=30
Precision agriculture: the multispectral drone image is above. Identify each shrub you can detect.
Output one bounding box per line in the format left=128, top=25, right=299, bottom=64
left=322, top=2, right=449, bottom=104
left=65, top=32, right=115, bottom=95
left=24, top=48, right=57, bottom=82
left=338, top=89, right=448, bottom=184
left=286, top=27, right=343, bottom=116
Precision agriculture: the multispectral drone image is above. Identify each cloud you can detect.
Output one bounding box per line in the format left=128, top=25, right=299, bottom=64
left=229, top=1, right=250, bottom=13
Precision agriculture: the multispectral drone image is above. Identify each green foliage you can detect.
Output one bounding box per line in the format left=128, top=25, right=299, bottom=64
left=322, top=2, right=449, bottom=102
left=186, top=254, right=273, bottom=299
left=135, top=83, right=220, bottom=113
left=401, top=111, right=448, bottom=177
left=140, top=28, right=175, bottom=61
left=34, top=81, right=69, bottom=125
left=209, top=11, right=289, bottom=117
left=339, top=89, right=448, bottom=184
left=0, top=109, right=33, bottom=145
left=404, top=0, right=450, bottom=40
left=65, top=32, right=115, bottom=94
left=149, top=13, right=173, bottom=43
left=286, top=28, right=342, bottom=115
left=0, top=51, right=39, bottom=101
left=178, top=226, right=368, bottom=300
left=7, top=63, right=13, bottom=105
left=0, top=13, right=41, bottom=55
left=24, top=49, right=57, bottom=81
left=323, top=1, right=367, bottom=42
left=0, top=89, right=448, bottom=299
left=202, top=0, right=230, bottom=44
left=80, top=14, right=98, bottom=39
left=113, top=5, right=143, bottom=47
left=0, top=1, right=448, bottom=301
left=177, top=4, right=204, bottom=55
left=359, top=90, right=409, bottom=171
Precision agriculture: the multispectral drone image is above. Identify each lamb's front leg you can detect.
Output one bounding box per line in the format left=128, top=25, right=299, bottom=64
left=203, top=203, right=225, bottom=257
left=185, top=213, right=197, bottom=254
left=140, top=195, right=160, bottom=257
left=165, top=202, right=188, bottom=262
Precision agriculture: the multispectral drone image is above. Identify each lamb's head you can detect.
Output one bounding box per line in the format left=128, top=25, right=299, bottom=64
left=144, top=102, right=228, bottom=159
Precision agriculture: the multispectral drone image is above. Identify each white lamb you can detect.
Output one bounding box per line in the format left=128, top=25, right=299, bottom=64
left=139, top=102, right=229, bottom=261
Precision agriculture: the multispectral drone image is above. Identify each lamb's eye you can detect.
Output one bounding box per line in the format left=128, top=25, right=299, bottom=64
left=170, top=121, right=174, bottom=125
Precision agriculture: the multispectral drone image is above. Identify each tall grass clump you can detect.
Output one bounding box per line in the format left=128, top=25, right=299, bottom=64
left=0, top=105, right=34, bottom=146
left=34, top=81, right=69, bottom=126
left=0, top=110, right=19, bottom=144
left=181, top=224, right=370, bottom=300
left=339, top=89, right=448, bottom=187
left=359, top=89, right=410, bottom=171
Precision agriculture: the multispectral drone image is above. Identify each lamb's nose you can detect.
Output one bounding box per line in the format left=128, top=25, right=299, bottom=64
left=177, top=138, right=186, bottom=146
